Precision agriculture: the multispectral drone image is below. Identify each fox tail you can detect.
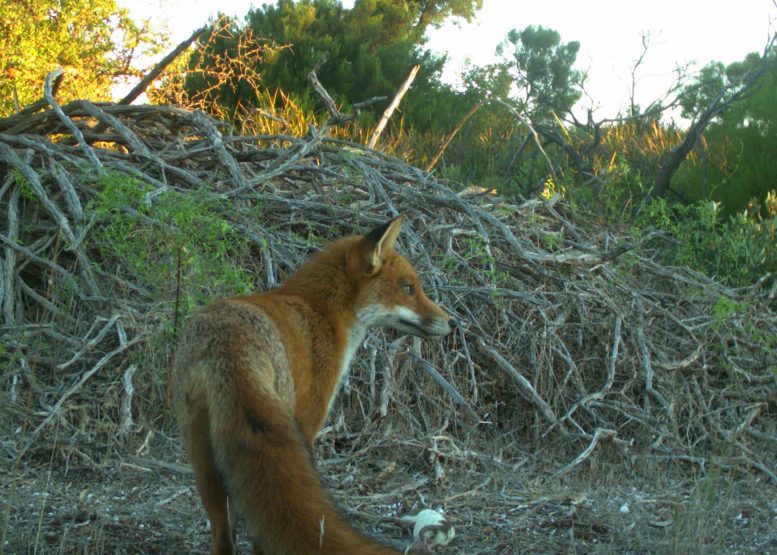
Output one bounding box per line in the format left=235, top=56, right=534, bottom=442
left=208, top=372, right=400, bottom=555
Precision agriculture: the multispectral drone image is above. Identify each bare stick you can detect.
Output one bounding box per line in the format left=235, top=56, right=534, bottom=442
left=123, top=456, right=192, bottom=475
left=636, top=327, right=672, bottom=415
left=558, top=317, right=629, bottom=432
left=552, top=428, right=618, bottom=478
left=426, top=101, right=482, bottom=173
left=73, top=101, right=153, bottom=158
left=191, top=111, right=247, bottom=191
left=2, top=185, right=20, bottom=326
left=18, top=332, right=145, bottom=459
left=119, top=26, right=208, bottom=105
left=367, top=64, right=420, bottom=149
left=18, top=279, right=68, bottom=319
left=155, top=487, right=191, bottom=507
left=411, top=354, right=479, bottom=420
left=5, top=71, right=64, bottom=120
left=43, top=69, right=103, bottom=170
left=58, top=314, right=121, bottom=370
left=119, top=364, right=138, bottom=436
left=50, top=162, right=84, bottom=221
left=0, top=142, right=101, bottom=296
left=747, top=458, right=777, bottom=486
left=226, top=126, right=322, bottom=194
left=352, top=96, right=388, bottom=112
left=0, top=229, right=77, bottom=285
left=606, top=316, right=622, bottom=391
left=494, top=98, right=559, bottom=183
left=307, top=56, right=352, bottom=125
left=477, top=339, right=560, bottom=427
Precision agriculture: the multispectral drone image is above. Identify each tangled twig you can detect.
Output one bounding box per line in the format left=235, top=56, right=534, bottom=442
left=0, top=84, right=774, bottom=488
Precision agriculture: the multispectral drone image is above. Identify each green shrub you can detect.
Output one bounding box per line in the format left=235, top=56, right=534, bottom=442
left=636, top=196, right=777, bottom=289
left=87, top=172, right=254, bottom=316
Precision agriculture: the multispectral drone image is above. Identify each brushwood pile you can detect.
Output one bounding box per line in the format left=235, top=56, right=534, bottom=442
left=1, top=98, right=775, bottom=553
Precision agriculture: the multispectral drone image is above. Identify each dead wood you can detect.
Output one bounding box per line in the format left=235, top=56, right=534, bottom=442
left=0, top=88, right=775, bottom=510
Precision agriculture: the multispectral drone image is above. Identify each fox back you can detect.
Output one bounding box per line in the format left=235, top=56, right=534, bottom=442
left=172, top=216, right=452, bottom=554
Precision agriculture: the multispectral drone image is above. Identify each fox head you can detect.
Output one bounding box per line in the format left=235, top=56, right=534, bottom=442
left=346, top=216, right=453, bottom=338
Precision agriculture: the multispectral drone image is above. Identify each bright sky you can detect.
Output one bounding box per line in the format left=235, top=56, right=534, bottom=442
left=119, top=0, right=777, bottom=118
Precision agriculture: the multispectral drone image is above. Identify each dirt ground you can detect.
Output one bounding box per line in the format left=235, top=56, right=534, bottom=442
left=3, top=428, right=775, bottom=555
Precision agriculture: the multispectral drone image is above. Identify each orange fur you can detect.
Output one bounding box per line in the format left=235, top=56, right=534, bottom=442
left=173, top=217, right=452, bottom=554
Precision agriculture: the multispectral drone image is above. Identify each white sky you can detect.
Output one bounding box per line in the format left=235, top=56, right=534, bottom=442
left=119, top=0, right=777, bottom=118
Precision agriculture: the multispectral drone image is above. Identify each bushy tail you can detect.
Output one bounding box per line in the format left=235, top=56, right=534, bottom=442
left=208, top=377, right=401, bottom=555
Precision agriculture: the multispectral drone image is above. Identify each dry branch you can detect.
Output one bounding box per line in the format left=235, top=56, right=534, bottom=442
left=119, top=26, right=208, bottom=106
left=17, top=328, right=145, bottom=459
left=552, top=428, right=619, bottom=478
left=426, top=101, right=483, bottom=173
left=367, top=64, right=420, bottom=149
left=0, top=88, right=774, bottom=490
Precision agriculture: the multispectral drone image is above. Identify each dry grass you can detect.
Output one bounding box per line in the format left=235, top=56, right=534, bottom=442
left=0, top=91, right=775, bottom=554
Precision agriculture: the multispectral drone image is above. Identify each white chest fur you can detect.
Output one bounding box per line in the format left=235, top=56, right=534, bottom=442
left=324, top=315, right=370, bottom=417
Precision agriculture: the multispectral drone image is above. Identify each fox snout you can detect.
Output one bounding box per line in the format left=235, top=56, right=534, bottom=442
left=393, top=306, right=454, bottom=338
left=422, top=316, right=455, bottom=337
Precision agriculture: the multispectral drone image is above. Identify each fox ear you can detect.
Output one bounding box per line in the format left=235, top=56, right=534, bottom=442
left=361, top=216, right=403, bottom=275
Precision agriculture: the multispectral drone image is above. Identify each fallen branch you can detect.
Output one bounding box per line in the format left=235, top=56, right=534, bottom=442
left=17, top=329, right=145, bottom=459
left=119, top=26, right=208, bottom=106
left=552, top=428, right=619, bottom=478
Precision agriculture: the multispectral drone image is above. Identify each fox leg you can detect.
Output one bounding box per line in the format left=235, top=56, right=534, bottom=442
left=183, top=408, right=235, bottom=555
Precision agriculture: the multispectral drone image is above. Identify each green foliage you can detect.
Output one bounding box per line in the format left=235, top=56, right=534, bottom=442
left=369, top=0, right=483, bottom=40
left=711, top=296, right=745, bottom=327
left=418, top=102, right=522, bottom=184
left=179, top=6, right=591, bottom=194
left=636, top=197, right=777, bottom=289
left=675, top=48, right=777, bottom=213
left=678, top=61, right=727, bottom=120
left=421, top=25, right=585, bottom=189
left=495, top=25, right=583, bottom=121
left=184, top=0, right=476, bottom=131
left=176, top=3, right=771, bottom=232
left=87, top=172, right=254, bottom=314
left=0, top=0, right=166, bottom=115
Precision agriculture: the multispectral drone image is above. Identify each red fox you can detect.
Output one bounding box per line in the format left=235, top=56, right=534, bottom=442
left=173, top=216, right=453, bottom=554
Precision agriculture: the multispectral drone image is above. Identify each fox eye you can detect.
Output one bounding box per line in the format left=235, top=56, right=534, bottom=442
left=402, top=283, right=415, bottom=296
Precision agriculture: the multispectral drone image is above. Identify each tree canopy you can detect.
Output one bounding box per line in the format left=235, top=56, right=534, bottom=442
left=495, top=25, right=583, bottom=120
left=184, top=0, right=478, bottom=128
left=675, top=47, right=777, bottom=211
left=0, top=0, right=165, bottom=116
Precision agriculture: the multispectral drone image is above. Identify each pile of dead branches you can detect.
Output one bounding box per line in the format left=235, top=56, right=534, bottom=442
left=1, top=81, right=775, bottom=490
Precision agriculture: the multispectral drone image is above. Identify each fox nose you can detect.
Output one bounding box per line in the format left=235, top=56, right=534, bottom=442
left=447, top=318, right=457, bottom=331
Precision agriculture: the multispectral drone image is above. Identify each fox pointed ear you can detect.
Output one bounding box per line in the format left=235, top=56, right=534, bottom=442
left=360, top=216, right=403, bottom=275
